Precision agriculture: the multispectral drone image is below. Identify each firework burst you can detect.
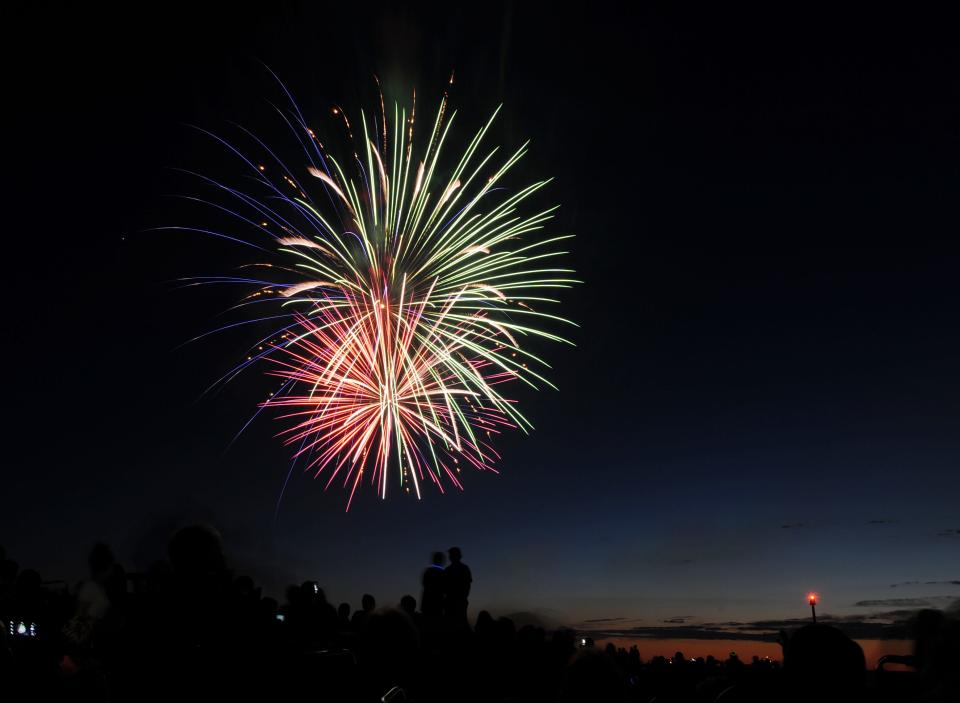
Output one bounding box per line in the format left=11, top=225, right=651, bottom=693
left=184, top=78, right=576, bottom=509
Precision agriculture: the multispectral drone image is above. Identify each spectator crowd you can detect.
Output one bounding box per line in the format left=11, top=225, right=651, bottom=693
left=1, top=526, right=957, bottom=702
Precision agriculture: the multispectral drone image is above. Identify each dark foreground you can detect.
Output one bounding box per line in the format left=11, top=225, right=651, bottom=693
left=2, top=526, right=957, bottom=702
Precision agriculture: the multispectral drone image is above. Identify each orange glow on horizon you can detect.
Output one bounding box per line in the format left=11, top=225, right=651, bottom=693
left=591, top=637, right=910, bottom=669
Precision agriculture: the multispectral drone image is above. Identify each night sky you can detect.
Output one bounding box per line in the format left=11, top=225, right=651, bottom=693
left=5, top=3, right=959, bottom=634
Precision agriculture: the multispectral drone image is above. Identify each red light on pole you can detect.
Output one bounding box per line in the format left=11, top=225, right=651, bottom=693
left=808, top=593, right=817, bottom=623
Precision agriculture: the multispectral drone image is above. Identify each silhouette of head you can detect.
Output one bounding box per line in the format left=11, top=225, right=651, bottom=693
left=449, top=546, right=462, bottom=563
left=784, top=624, right=865, bottom=695
left=362, top=593, right=376, bottom=612
left=431, top=551, right=446, bottom=567
left=400, top=594, right=416, bottom=616
left=337, top=602, right=350, bottom=620
left=475, top=610, right=495, bottom=634
left=286, top=584, right=302, bottom=607
left=167, top=524, right=225, bottom=577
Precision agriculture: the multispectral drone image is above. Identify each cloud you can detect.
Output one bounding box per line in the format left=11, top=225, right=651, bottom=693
left=855, top=598, right=931, bottom=608
left=581, top=611, right=923, bottom=643
left=639, top=555, right=696, bottom=567
left=780, top=522, right=805, bottom=529
left=937, top=529, right=960, bottom=537
left=583, top=625, right=782, bottom=642
left=855, top=596, right=958, bottom=608
left=890, top=580, right=960, bottom=588
left=579, top=598, right=960, bottom=644
left=583, top=617, right=627, bottom=623
left=582, top=619, right=908, bottom=642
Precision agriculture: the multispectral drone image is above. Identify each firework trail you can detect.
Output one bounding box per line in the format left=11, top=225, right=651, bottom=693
left=182, top=77, right=576, bottom=509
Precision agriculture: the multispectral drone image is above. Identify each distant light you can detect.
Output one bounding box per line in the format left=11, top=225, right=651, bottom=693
left=808, top=592, right=817, bottom=605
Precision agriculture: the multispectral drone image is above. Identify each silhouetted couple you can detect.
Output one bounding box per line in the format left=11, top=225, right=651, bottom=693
left=421, top=546, right=472, bottom=631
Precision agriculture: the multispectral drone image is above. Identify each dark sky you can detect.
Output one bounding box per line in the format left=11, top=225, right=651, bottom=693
left=4, top=3, right=959, bottom=629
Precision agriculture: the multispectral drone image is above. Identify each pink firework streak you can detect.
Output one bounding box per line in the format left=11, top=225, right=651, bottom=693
left=263, top=280, right=518, bottom=509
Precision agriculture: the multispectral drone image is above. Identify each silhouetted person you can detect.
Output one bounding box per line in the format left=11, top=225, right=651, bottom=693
left=337, top=602, right=351, bottom=630
left=560, top=649, right=628, bottom=703
left=351, top=593, right=375, bottom=630
left=66, top=542, right=122, bottom=657
left=444, top=546, right=472, bottom=630
left=783, top=624, right=865, bottom=701
left=77, top=543, right=116, bottom=617
left=421, top=552, right=446, bottom=622
left=361, top=608, right=420, bottom=698
left=399, top=594, right=417, bottom=619
left=164, top=524, right=233, bottom=661
left=912, top=608, right=960, bottom=702
left=300, top=581, right=336, bottom=647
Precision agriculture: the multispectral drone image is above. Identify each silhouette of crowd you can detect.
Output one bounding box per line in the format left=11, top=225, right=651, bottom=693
left=1, top=529, right=957, bottom=702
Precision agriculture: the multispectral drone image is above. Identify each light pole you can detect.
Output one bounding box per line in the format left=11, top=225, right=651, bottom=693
left=808, top=593, right=817, bottom=623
